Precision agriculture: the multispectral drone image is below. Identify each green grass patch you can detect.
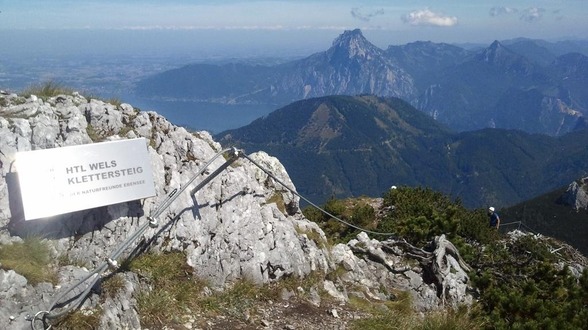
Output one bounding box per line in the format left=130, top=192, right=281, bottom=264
left=349, top=294, right=481, bottom=330
left=129, top=251, right=208, bottom=327
left=128, top=251, right=331, bottom=327
left=0, top=237, right=58, bottom=285
left=349, top=290, right=413, bottom=316
left=200, top=279, right=273, bottom=320
left=415, top=308, right=484, bottom=330
left=131, top=251, right=275, bottom=326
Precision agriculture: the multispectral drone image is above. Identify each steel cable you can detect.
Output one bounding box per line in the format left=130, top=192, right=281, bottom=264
left=32, top=148, right=232, bottom=328
left=241, top=152, right=396, bottom=236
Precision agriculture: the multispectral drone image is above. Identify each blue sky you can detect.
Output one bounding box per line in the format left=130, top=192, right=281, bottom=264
left=1, top=0, right=587, bottom=56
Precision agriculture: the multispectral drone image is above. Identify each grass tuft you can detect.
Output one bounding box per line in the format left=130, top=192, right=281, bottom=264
left=0, top=236, right=58, bottom=285
left=53, top=307, right=103, bottom=330
left=129, top=251, right=208, bottom=327
left=101, top=273, right=127, bottom=300
left=22, top=81, right=75, bottom=100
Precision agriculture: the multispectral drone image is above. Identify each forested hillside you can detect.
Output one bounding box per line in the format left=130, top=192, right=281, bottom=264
left=218, top=95, right=588, bottom=208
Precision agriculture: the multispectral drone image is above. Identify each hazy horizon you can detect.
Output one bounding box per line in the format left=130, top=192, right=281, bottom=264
left=2, top=1, right=587, bottom=59
left=2, top=28, right=586, bottom=61
left=2, top=1, right=587, bottom=133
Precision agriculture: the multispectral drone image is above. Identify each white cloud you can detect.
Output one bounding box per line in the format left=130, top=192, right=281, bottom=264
left=351, top=7, right=385, bottom=22
left=520, top=7, right=545, bottom=22
left=402, top=9, right=457, bottom=27
left=489, top=6, right=518, bottom=17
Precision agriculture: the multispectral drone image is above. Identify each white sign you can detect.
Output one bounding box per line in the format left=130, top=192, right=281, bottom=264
left=16, top=138, right=156, bottom=220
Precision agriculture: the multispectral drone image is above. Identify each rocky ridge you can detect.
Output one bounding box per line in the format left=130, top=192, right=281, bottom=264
left=285, top=29, right=416, bottom=100
left=135, top=30, right=588, bottom=137
left=0, top=92, right=472, bottom=329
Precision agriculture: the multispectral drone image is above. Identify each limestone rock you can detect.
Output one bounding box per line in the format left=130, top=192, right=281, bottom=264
left=0, top=93, right=329, bottom=328
left=99, top=272, right=141, bottom=330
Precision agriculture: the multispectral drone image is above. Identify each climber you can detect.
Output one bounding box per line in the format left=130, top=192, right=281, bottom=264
left=488, top=207, right=500, bottom=229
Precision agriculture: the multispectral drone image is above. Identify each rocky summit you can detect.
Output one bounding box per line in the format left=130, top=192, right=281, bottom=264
left=0, top=92, right=473, bottom=329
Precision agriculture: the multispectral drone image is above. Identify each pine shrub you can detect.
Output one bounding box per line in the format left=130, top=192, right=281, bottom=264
left=303, top=186, right=588, bottom=329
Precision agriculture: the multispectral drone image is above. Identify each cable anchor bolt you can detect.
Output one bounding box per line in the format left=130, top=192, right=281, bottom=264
left=106, top=258, right=119, bottom=270
left=147, top=216, right=158, bottom=228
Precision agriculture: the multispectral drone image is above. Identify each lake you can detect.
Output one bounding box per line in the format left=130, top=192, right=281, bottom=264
left=122, top=95, right=278, bottom=135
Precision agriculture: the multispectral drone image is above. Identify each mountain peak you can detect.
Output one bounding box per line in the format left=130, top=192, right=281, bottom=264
left=328, top=28, right=381, bottom=59
left=479, top=40, right=516, bottom=63
left=474, top=40, right=539, bottom=76
left=489, top=40, right=503, bottom=49
left=332, top=29, right=364, bottom=43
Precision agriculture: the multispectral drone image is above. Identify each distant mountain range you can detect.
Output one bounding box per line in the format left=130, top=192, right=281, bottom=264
left=217, top=95, right=588, bottom=208
left=136, top=29, right=588, bottom=136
